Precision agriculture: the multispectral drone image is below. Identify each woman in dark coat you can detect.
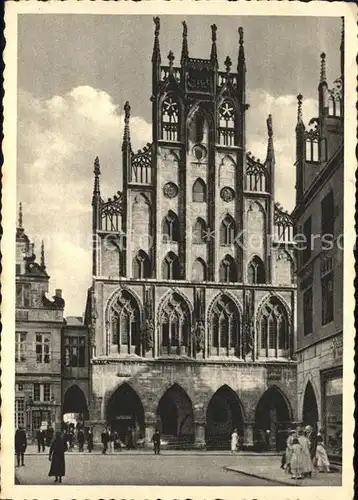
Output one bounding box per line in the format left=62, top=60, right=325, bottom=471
left=48, top=432, right=67, bottom=483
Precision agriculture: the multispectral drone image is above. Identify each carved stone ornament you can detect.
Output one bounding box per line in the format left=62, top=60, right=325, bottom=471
left=220, top=187, right=235, bottom=202
left=163, top=182, right=178, bottom=199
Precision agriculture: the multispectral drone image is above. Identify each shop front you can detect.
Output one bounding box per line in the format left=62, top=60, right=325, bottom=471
left=321, top=367, right=342, bottom=462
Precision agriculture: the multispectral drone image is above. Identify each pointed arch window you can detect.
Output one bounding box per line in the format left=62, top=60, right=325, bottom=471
left=162, top=211, right=180, bottom=243
left=161, top=95, right=180, bottom=141
left=159, top=293, right=190, bottom=355
left=220, top=215, right=236, bottom=245
left=192, top=218, right=207, bottom=244
left=210, top=295, right=240, bottom=356
left=192, top=258, right=207, bottom=281
left=162, top=252, right=180, bottom=280
left=259, top=297, right=289, bottom=358
left=192, top=178, right=207, bottom=203
left=132, top=250, right=151, bottom=279
left=218, top=101, right=236, bottom=146
left=247, top=256, right=266, bottom=284
left=109, top=291, right=141, bottom=355
left=219, top=255, right=237, bottom=283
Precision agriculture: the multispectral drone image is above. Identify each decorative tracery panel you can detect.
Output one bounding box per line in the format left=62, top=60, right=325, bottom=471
left=210, top=295, right=241, bottom=356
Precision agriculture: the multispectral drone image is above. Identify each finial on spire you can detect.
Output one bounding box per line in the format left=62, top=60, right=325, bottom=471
left=18, top=202, right=23, bottom=229
left=92, top=156, right=101, bottom=202
left=181, top=20, right=189, bottom=65
left=296, top=94, right=305, bottom=131
left=239, top=27, right=244, bottom=46
left=224, top=56, right=232, bottom=74
left=267, top=114, right=273, bottom=138
left=210, top=24, right=218, bottom=68
left=237, top=27, right=246, bottom=75
left=266, top=114, right=274, bottom=162
left=41, top=240, right=46, bottom=270
left=320, top=52, right=327, bottom=83
left=122, top=102, right=131, bottom=151
left=152, top=16, right=161, bottom=63
left=168, top=50, right=175, bottom=73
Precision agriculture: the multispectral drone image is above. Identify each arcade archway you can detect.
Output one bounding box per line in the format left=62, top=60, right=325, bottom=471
left=156, top=384, right=195, bottom=446
left=302, top=381, right=319, bottom=429
left=62, top=385, right=89, bottom=425
left=106, top=383, right=145, bottom=444
left=206, top=385, right=244, bottom=450
left=254, top=386, right=292, bottom=452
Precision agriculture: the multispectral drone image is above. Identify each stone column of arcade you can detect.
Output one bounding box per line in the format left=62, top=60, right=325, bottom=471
left=90, top=395, right=106, bottom=446
left=194, top=420, right=206, bottom=449
left=243, top=421, right=254, bottom=449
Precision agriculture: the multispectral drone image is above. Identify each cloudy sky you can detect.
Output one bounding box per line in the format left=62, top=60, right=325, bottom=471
left=17, top=15, right=341, bottom=316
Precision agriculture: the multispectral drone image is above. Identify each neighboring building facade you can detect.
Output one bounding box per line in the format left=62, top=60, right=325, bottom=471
left=85, top=20, right=297, bottom=450
left=62, top=316, right=91, bottom=425
left=15, top=205, right=65, bottom=436
left=293, top=25, right=344, bottom=461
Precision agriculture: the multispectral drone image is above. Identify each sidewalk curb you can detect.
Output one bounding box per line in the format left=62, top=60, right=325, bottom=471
left=224, top=466, right=297, bottom=486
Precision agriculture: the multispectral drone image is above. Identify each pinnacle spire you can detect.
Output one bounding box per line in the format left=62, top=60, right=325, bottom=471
left=181, top=21, right=189, bottom=65
left=92, top=156, right=101, bottom=202
left=320, top=52, right=327, bottom=83
left=41, top=240, right=46, bottom=270
left=237, top=27, right=246, bottom=73
left=18, top=202, right=23, bottom=229
left=266, top=114, right=275, bottom=162
left=210, top=24, right=218, bottom=68
left=122, top=101, right=131, bottom=151
left=152, top=16, right=161, bottom=64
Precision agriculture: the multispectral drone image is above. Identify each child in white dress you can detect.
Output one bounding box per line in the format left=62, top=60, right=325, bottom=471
left=315, top=435, right=330, bottom=473
left=290, top=437, right=303, bottom=480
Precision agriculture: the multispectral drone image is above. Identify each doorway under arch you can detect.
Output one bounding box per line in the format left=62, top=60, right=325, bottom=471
left=206, top=385, right=244, bottom=450
left=62, top=385, right=89, bottom=424
left=106, top=383, right=145, bottom=444
left=156, top=384, right=195, bottom=447
left=254, top=386, right=292, bottom=452
left=302, top=381, right=319, bottom=430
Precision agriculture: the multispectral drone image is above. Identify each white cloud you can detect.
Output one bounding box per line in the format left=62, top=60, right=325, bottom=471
left=246, top=89, right=318, bottom=212
left=18, top=86, right=151, bottom=316
left=18, top=86, right=317, bottom=316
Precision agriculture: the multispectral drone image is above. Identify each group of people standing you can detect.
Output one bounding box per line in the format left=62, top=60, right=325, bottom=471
left=36, top=425, right=54, bottom=452
left=281, top=425, right=331, bottom=480
left=101, top=426, right=136, bottom=454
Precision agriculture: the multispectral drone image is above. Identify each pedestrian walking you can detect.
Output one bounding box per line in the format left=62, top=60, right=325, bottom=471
left=282, top=429, right=295, bottom=473
left=298, top=426, right=313, bottom=478
left=290, top=437, right=303, bottom=480
left=230, top=429, right=239, bottom=453
left=113, top=430, right=121, bottom=451
left=87, top=428, right=94, bottom=453
left=15, top=425, right=27, bottom=467
left=36, top=428, right=45, bottom=453
left=265, top=429, right=271, bottom=451
left=109, top=428, right=115, bottom=453
left=101, top=428, right=109, bottom=454
left=68, top=429, right=74, bottom=451
left=48, top=431, right=67, bottom=483
left=127, top=427, right=134, bottom=449
left=46, top=425, right=54, bottom=447
left=77, top=428, right=85, bottom=452
left=152, top=429, right=161, bottom=455
left=315, top=435, right=330, bottom=473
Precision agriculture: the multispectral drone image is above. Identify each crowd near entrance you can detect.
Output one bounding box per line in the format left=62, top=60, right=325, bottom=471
left=206, top=385, right=244, bottom=450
